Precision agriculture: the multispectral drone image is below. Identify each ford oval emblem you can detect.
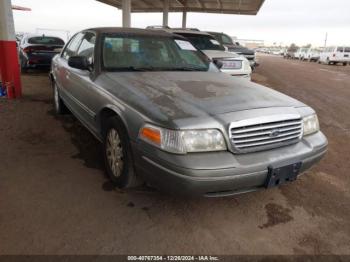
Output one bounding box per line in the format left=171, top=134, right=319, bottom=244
left=270, top=129, right=281, bottom=137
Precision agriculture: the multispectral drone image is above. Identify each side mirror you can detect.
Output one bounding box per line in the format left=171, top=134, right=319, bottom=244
left=213, top=59, right=223, bottom=69
left=68, top=56, right=90, bottom=71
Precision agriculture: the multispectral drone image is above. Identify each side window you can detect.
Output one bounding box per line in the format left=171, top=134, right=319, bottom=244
left=62, top=33, right=84, bottom=60
left=337, top=47, right=344, bottom=53
left=76, top=32, right=96, bottom=65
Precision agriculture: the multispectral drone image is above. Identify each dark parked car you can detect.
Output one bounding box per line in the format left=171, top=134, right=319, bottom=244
left=207, top=31, right=257, bottom=68
left=50, top=28, right=327, bottom=197
left=19, top=34, right=65, bottom=72
left=150, top=28, right=252, bottom=79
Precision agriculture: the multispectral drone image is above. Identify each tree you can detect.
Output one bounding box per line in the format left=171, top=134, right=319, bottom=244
left=288, top=43, right=299, bottom=52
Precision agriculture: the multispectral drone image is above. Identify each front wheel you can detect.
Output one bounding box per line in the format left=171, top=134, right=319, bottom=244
left=343, top=62, right=348, bottom=66
left=103, top=117, right=141, bottom=189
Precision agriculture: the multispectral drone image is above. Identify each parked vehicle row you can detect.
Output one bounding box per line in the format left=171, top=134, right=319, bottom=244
left=283, top=46, right=350, bottom=65
left=50, top=27, right=328, bottom=197
left=17, top=28, right=256, bottom=78
left=319, top=46, right=350, bottom=65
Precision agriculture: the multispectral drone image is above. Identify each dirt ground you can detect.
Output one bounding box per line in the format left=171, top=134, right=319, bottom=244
left=0, top=55, right=349, bottom=255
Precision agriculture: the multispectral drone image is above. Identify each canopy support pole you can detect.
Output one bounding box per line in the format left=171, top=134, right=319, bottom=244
left=0, top=0, right=22, bottom=99
left=122, top=0, right=131, bottom=27
left=162, top=0, right=169, bottom=27
left=182, top=10, right=187, bottom=28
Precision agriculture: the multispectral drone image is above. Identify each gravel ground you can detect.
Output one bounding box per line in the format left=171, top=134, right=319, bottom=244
left=0, top=55, right=349, bottom=255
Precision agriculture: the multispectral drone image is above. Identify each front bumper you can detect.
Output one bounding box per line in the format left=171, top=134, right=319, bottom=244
left=132, top=131, right=328, bottom=197
left=249, top=60, right=257, bottom=67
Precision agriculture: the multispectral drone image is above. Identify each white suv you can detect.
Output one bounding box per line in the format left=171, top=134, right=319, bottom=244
left=294, top=48, right=309, bottom=60
left=319, top=46, right=350, bottom=65
left=304, top=48, right=321, bottom=62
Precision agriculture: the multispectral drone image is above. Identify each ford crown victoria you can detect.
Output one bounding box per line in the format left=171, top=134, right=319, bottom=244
left=50, top=28, right=328, bottom=197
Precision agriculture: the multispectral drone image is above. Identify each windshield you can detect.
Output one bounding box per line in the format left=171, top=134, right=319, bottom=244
left=220, top=33, right=234, bottom=45
left=102, top=35, right=212, bottom=72
left=28, top=36, right=65, bottom=45
left=176, top=33, right=225, bottom=51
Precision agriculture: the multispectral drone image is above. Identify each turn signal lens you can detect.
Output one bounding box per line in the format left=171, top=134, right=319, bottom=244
left=139, top=124, right=227, bottom=154
left=140, top=126, right=161, bottom=145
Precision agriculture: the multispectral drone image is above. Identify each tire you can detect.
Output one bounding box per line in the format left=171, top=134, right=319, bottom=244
left=326, top=58, right=331, bottom=65
left=53, top=82, right=68, bottom=115
left=103, top=116, right=141, bottom=189
left=343, top=62, right=347, bottom=66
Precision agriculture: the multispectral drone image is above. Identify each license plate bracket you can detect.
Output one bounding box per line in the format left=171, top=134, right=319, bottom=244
left=265, top=162, right=302, bottom=188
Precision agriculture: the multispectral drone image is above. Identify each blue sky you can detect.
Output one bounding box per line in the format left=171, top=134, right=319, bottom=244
left=12, top=0, right=350, bottom=47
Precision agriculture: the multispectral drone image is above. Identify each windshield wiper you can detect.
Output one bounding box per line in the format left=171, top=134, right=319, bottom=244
left=172, top=67, right=207, bottom=71
left=107, top=66, right=207, bottom=72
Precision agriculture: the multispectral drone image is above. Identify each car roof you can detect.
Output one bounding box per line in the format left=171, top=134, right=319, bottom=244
left=206, top=31, right=222, bottom=34
left=23, top=34, right=63, bottom=39
left=85, top=27, right=176, bottom=38
left=162, top=29, right=213, bottom=36
left=148, top=28, right=213, bottom=37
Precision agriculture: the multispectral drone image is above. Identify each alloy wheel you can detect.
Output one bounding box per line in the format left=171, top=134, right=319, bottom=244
left=106, top=128, right=124, bottom=178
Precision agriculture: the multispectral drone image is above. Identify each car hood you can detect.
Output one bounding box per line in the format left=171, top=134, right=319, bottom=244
left=202, top=50, right=241, bottom=60
left=103, top=71, right=305, bottom=123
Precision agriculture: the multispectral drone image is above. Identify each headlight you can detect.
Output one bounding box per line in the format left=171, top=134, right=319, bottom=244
left=303, top=114, right=319, bottom=136
left=139, top=124, right=227, bottom=154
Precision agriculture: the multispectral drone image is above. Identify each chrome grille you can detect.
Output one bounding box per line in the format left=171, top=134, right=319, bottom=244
left=229, top=115, right=303, bottom=153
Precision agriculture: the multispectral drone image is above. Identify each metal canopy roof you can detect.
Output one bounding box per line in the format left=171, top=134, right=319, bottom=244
left=97, top=0, right=265, bottom=15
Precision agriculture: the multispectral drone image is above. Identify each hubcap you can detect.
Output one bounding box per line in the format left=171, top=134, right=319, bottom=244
left=106, top=129, right=124, bottom=178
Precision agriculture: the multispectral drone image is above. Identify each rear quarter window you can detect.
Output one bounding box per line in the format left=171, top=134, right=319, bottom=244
left=344, top=47, right=350, bottom=52
left=28, top=37, right=65, bottom=46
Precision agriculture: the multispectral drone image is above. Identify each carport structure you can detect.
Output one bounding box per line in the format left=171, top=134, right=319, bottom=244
left=97, top=0, right=265, bottom=27
left=0, top=0, right=265, bottom=100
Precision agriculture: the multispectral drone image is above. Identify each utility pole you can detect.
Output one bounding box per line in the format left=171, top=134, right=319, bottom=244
left=324, top=32, right=328, bottom=48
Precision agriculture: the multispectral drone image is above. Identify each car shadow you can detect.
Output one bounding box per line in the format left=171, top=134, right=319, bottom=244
left=48, top=109, right=159, bottom=195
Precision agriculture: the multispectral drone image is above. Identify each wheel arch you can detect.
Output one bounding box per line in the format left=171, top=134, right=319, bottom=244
left=97, top=106, right=130, bottom=138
